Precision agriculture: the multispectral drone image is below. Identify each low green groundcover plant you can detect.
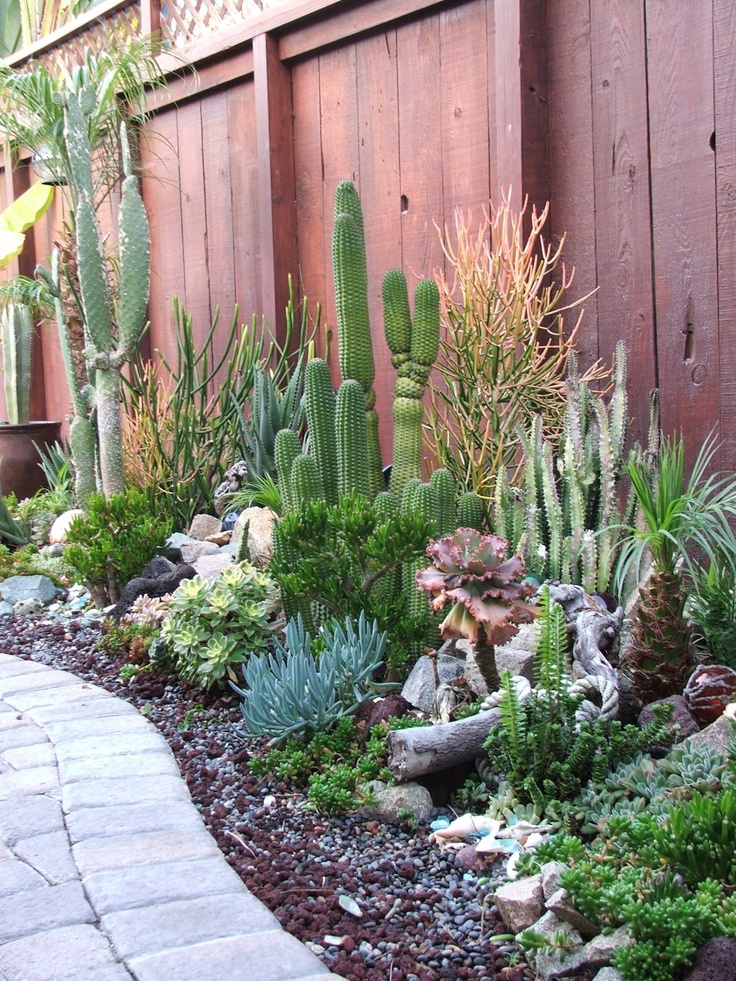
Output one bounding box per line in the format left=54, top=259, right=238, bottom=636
left=511, top=729, right=736, bottom=981
left=249, top=713, right=428, bottom=816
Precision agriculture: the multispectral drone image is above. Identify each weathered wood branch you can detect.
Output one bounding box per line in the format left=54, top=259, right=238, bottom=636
left=387, top=708, right=501, bottom=782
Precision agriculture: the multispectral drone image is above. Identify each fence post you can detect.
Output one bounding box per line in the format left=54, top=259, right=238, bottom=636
left=140, top=0, right=162, bottom=44
left=253, top=31, right=298, bottom=353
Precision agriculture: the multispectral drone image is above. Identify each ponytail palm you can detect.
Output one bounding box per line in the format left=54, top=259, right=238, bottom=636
left=614, top=433, right=736, bottom=706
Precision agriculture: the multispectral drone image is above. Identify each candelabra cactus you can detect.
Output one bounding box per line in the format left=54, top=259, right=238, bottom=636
left=332, top=181, right=383, bottom=499
left=42, top=90, right=150, bottom=504
left=383, top=270, right=440, bottom=501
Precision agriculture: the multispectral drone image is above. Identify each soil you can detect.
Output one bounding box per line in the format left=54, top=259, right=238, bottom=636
left=1, top=611, right=539, bottom=981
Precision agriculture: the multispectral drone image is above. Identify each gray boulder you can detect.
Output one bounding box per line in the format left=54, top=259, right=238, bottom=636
left=0, top=575, right=57, bottom=607
left=401, top=649, right=466, bottom=713
left=358, top=780, right=433, bottom=824
left=109, top=564, right=196, bottom=620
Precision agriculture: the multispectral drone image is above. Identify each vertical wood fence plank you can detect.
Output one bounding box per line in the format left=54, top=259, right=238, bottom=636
left=646, top=0, right=719, bottom=466
left=714, top=0, right=736, bottom=472
left=176, top=100, right=211, bottom=347
left=201, top=88, right=236, bottom=336
left=547, top=0, right=599, bottom=369
left=439, top=0, right=491, bottom=217
left=292, top=57, right=328, bottom=353
left=318, top=41, right=360, bottom=380
left=396, top=12, right=444, bottom=281
left=227, top=80, right=261, bottom=325
left=356, top=27, right=401, bottom=455
left=254, top=31, right=298, bottom=351
left=141, top=109, right=185, bottom=368
left=589, top=0, right=656, bottom=444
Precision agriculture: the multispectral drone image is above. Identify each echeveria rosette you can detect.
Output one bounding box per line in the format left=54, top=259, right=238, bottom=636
left=416, top=528, right=537, bottom=646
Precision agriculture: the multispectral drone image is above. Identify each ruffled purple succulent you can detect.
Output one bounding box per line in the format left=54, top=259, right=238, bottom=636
left=416, top=528, right=537, bottom=647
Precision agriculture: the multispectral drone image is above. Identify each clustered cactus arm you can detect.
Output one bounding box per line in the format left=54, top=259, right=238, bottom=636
left=1, top=302, right=32, bottom=424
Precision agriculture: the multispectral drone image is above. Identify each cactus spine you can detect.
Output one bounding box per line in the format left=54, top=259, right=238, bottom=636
left=303, top=358, right=338, bottom=505
left=383, top=270, right=440, bottom=501
left=332, top=181, right=383, bottom=499
left=336, top=379, right=369, bottom=500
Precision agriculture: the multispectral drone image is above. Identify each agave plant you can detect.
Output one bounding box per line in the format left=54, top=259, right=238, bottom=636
left=416, top=528, right=537, bottom=688
left=614, top=431, right=736, bottom=706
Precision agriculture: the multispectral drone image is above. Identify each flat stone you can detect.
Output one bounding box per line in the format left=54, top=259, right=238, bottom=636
left=681, top=713, right=733, bottom=757
left=0, top=724, right=49, bottom=751
left=4, top=683, right=102, bottom=713
left=188, top=513, right=222, bottom=540
left=66, top=800, right=206, bottom=844
left=0, top=766, right=59, bottom=799
left=180, top=541, right=220, bottom=564
left=0, top=659, right=48, bottom=680
left=127, top=930, right=331, bottom=981
left=0, top=881, right=95, bottom=943
left=54, top=729, right=170, bottom=764
left=584, top=926, right=632, bottom=967
left=101, top=893, right=281, bottom=959
left=545, top=887, right=599, bottom=937
left=73, top=828, right=221, bottom=875
left=83, top=856, right=245, bottom=915
left=591, top=970, right=623, bottom=981
left=0, top=712, right=29, bottom=732
left=59, top=750, right=180, bottom=785
left=43, top=711, right=153, bottom=741
left=29, top=695, right=134, bottom=726
left=192, top=552, right=235, bottom=578
left=0, top=924, right=116, bottom=981
left=1, top=742, right=56, bottom=770
left=63, top=773, right=191, bottom=812
left=0, top=795, right=65, bottom=844
left=540, top=861, right=569, bottom=900
left=0, top=857, right=47, bottom=897
left=232, top=507, right=277, bottom=565
left=401, top=652, right=467, bottom=713
left=494, top=874, right=544, bottom=933
left=13, top=831, right=78, bottom=884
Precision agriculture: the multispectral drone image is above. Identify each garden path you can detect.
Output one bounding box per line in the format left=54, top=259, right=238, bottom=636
left=0, top=652, right=347, bottom=981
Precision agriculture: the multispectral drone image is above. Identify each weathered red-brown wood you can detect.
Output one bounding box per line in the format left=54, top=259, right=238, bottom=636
left=546, top=0, right=598, bottom=370
left=439, top=0, right=491, bottom=216
left=254, top=32, right=298, bottom=352
left=646, top=0, right=720, bottom=467
left=140, top=109, right=185, bottom=368
left=201, top=88, right=237, bottom=338
left=395, top=13, right=444, bottom=280
left=589, top=0, right=656, bottom=447
left=714, top=0, right=736, bottom=473
left=175, top=101, right=211, bottom=344
left=291, top=56, right=328, bottom=355
left=227, top=80, right=262, bottom=325
left=355, top=27, right=401, bottom=456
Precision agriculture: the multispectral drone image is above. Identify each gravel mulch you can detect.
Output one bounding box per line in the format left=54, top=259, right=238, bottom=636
left=1, top=611, right=540, bottom=981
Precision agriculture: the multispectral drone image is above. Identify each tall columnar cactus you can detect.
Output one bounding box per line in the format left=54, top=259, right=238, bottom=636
left=1, top=302, right=32, bottom=425
left=383, top=270, right=440, bottom=501
left=332, top=181, right=383, bottom=499
left=303, top=358, right=338, bottom=505
left=43, top=88, right=150, bottom=504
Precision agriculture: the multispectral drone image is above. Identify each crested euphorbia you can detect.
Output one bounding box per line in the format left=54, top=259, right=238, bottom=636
left=416, top=528, right=537, bottom=649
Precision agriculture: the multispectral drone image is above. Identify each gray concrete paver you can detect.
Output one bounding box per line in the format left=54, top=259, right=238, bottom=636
left=100, top=893, right=281, bottom=959
left=0, top=880, right=95, bottom=944
left=127, top=932, right=333, bottom=981
left=13, top=831, right=79, bottom=884
left=0, top=654, right=348, bottom=981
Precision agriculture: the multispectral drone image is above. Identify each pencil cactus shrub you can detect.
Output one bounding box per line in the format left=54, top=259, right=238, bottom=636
left=382, top=269, right=440, bottom=501
left=41, top=90, right=150, bottom=505
left=416, top=528, right=537, bottom=688
left=332, top=181, right=383, bottom=500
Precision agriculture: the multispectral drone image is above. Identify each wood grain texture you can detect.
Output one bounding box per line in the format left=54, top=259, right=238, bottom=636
left=714, top=0, right=736, bottom=472
left=646, top=0, right=719, bottom=466
left=140, top=109, right=185, bottom=367
left=291, top=57, right=328, bottom=355
left=589, top=0, right=656, bottom=446
left=547, top=0, right=598, bottom=370
left=227, top=80, right=262, bottom=326
left=201, top=89, right=236, bottom=337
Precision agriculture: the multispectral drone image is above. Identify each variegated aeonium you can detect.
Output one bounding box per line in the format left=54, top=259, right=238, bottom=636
left=160, top=562, right=275, bottom=688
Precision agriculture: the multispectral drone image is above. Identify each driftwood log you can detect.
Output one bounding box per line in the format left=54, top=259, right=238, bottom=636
left=387, top=707, right=501, bottom=782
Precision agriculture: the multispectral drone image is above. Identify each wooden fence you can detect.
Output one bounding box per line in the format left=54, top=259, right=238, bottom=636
left=2, top=0, right=735, bottom=474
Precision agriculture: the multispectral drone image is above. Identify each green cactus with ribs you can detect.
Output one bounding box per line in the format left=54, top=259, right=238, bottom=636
left=39, top=87, right=150, bottom=505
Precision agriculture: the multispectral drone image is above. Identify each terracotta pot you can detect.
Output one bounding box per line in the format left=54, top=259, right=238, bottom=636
left=0, top=421, right=62, bottom=500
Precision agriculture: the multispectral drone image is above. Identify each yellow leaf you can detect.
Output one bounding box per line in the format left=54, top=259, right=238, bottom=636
left=0, top=182, right=54, bottom=235
left=0, top=229, right=26, bottom=267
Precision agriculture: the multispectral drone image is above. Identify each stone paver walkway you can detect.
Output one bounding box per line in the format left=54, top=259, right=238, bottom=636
left=0, top=652, right=347, bottom=981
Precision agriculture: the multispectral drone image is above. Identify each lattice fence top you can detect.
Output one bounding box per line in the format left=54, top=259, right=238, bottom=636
left=160, top=0, right=283, bottom=49
left=14, top=0, right=287, bottom=72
